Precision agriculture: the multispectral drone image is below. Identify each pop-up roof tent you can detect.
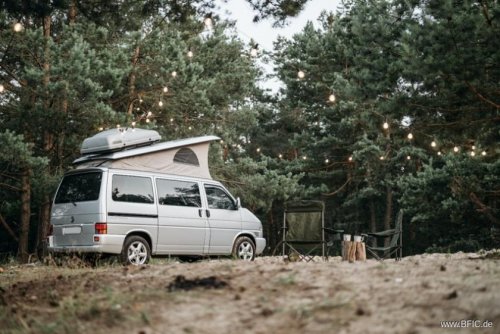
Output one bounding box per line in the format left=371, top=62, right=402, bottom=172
left=73, top=128, right=220, bottom=180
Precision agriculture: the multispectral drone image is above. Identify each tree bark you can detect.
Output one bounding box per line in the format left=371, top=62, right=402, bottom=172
left=383, top=186, right=393, bottom=248
left=68, top=0, right=77, bottom=25
left=17, top=169, right=31, bottom=263
left=127, top=46, right=141, bottom=115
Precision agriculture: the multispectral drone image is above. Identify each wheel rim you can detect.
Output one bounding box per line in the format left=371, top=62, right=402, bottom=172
left=127, top=241, right=148, bottom=265
left=237, top=241, right=254, bottom=260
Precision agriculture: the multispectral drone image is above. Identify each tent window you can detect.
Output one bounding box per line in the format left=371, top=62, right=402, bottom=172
left=174, top=147, right=200, bottom=166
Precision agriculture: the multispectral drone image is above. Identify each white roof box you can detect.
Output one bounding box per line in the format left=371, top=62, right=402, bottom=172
left=80, top=128, right=161, bottom=155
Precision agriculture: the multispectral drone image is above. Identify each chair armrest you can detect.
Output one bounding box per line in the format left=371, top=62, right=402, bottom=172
left=367, top=229, right=396, bottom=237
left=323, top=228, right=344, bottom=235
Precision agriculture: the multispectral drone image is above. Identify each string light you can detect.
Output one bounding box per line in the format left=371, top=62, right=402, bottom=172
left=380, top=156, right=385, bottom=160
left=348, top=156, right=353, bottom=162
left=139, top=98, right=143, bottom=103
left=279, top=154, right=283, bottom=159
left=163, top=86, right=168, bottom=93
left=146, top=118, right=150, bottom=123
left=158, top=101, right=163, bottom=107
left=171, top=71, right=177, bottom=78
left=250, top=44, right=259, bottom=57
left=203, top=14, right=213, bottom=29
left=302, top=156, right=307, bottom=160
left=188, top=126, right=192, bottom=130
left=453, top=146, right=459, bottom=153
left=220, top=140, right=224, bottom=144
left=328, top=93, right=336, bottom=103
left=472, top=145, right=476, bottom=150
left=13, top=22, right=23, bottom=32
left=147, top=111, right=153, bottom=117
left=0, top=84, right=4, bottom=93
left=256, top=148, right=261, bottom=153
left=383, top=121, right=389, bottom=130
left=297, top=70, right=305, bottom=79
left=407, top=133, right=413, bottom=140
left=187, top=49, right=194, bottom=58
left=131, top=121, right=136, bottom=127
left=407, top=155, right=411, bottom=160
left=325, top=158, right=329, bottom=164
left=470, top=151, right=475, bottom=157
left=437, top=151, right=442, bottom=156
left=431, top=141, right=436, bottom=147
left=482, top=151, right=487, bottom=156
left=98, top=127, right=104, bottom=131
left=116, top=124, right=121, bottom=128
left=170, top=118, right=174, bottom=123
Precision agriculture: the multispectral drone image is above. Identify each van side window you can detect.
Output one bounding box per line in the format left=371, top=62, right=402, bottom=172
left=157, top=179, right=201, bottom=207
left=205, top=185, right=236, bottom=210
left=173, top=147, right=200, bottom=166
left=112, top=175, right=154, bottom=204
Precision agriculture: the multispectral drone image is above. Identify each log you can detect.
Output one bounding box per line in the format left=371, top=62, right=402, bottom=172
left=356, top=242, right=366, bottom=261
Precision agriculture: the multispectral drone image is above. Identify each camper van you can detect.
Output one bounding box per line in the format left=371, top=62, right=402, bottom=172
left=48, top=129, right=266, bottom=265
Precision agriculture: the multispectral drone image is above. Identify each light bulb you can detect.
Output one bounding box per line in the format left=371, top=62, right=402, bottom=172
left=139, top=98, right=143, bottom=103
left=380, top=156, right=385, bottom=160
left=431, top=141, right=436, bottom=147
left=146, top=118, right=150, bottom=123
left=170, top=118, right=174, bottom=122
left=348, top=156, right=353, bottom=162
left=204, top=17, right=213, bottom=28
left=325, top=159, right=329, bottom=164
left=171, top=71, right=177, bottom=78
left=297, top=70, right=305, bottom=79
left=472, top=145, right=476, bottom=150
left=131, top=121, right=136, bottom=127
left=98, top=127, right=104, bottom=131
left=163, top=86, right=168, bottom=93
left=147, top=111, right=152, bottom=117
left=188, top=126, right=192, bottom=130
left=302, top=156, right=307, bottom=160
left=187, top=50, right=193, bottom=58
left=279, top=154, right=283, bottom=159
left=0, top=84, right=4, bottom=93
left=256, top=148, right=261, bottom=153
left=220, top=140, right=224, bottom=144
left=158, top=101, right=163, bottom=107
left=13, top=22, right=23, bottom=32
left=116, top=124, right=121, bottom=128
left=383, top=121, right=389, bottom=129
left=250, top=48, right=258, bottom=57
left=407, top=133, right=413, bottom=140
left=453, top=146, right=459, bottom=152
left=437, top=151, right=442, bottom=156
left=482, top=151, right=486, bottom=156
left=328, top=94, right=336, bottom=103
left=407, top=155, right=411, bottom=160
left=470, top=151, right=475, bottom=157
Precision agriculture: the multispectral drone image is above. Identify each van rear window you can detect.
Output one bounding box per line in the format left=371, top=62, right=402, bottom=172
left=55, top=172, right=102, bottom=204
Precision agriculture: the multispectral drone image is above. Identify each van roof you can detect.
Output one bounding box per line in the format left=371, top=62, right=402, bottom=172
left=73, top=134, right=221, bottom=180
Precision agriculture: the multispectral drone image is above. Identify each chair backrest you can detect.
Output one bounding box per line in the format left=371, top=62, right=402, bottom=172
left=284, top=200, right=324, bottom=242
left=389, top=210, right=403, bottom=247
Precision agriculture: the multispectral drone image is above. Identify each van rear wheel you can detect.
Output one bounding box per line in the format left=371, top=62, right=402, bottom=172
left=232, top=236, right=256, bottom=261
left=121, top=235, right=151, bottom=265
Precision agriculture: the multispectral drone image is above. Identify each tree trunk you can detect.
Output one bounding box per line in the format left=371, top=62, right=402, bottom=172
left=383, top=186, right=393, bottom=248
left=17, top=169, right=31, bottom=263
left=127, top=46, right=141, bottom=115
left=68, top=0, right=77, bottom=24
left=369, top=199, right=377, bottom=248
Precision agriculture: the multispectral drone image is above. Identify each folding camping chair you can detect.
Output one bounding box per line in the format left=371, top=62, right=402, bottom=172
left=273, top=201, right=342, bottom=262
left=362, top=209, right=403, bottom=261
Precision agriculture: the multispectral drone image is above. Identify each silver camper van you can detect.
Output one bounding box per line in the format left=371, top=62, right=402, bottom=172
left=48, top=129, right=266, bottom=265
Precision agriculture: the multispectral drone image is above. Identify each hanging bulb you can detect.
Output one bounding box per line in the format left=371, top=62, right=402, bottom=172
left=203, top=16, right=213, bottom=29
left=380, top=156, right=385, bottom=160
left=139, top=98, right=143, bottom=103
left=431, top=141, right=436, bottom=147
left=348, top=156, right=353, bottom=162
left=220, top=140, right=224, bottom=144
left=147, top=111, right=153, bottom=117
left=437, top=151, right=442, bottom=156
left=98, top=127, right=104, bottom=131
left=188, top=126, right=192, bottom=130
left=407, top=155, right=411, bottom=160
left=325, top=158, right=329, bottom=164
left=170, top=118, right=174, bottom=123
left=146, top=118, right=150, bottom=123
left=116, top=124, right=121, bottom=128
left=302, top=156, right=307, bottom=160
left=163, top=86, right=168, bottom=93
left=250, top=44, right=259, bottom=57
left=383, top=121, right=389, bottom=130
left=158, top=101, right=163, bottom=107
left=0, top=84, right=4, bottom=93
left=453, top=146, right=459, bottom=153
left=187, top=49, right=194, bottom=58
left=470, top=151, right=476, bottom=157
left=481, top=151, right=487, bottom=156
left=13, top=22, right=23, bottom=32
left=328, top=93, right=336, bottom=103
left=278, top=153, right=283, bottom=159
left=131, top=121, right=136, bottom=127
left=407, top=133, right=413, bottom=140
left=256, top=148, right=261, bottom=153
left=171, top=71, right=177, bottom=78
left=297, top=70, right=305, bottom=79
left=471, top=145, right=476, bottom=150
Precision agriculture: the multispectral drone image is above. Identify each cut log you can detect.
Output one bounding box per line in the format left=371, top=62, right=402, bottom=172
left=356, top=242, right=366, bottom=261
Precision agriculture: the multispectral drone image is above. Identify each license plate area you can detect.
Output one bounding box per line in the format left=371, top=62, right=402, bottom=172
left=62, top=226, right=82, bottom=235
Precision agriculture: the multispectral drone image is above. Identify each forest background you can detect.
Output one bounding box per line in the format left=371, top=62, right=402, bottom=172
left=0, top=0, right=498, bottom=262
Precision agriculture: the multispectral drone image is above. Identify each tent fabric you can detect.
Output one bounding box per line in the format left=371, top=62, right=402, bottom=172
left=75, top=142, right=213, bottom=179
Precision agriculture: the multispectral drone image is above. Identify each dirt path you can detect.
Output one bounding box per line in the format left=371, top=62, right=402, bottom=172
left=1, top=252, right=499, bottom=334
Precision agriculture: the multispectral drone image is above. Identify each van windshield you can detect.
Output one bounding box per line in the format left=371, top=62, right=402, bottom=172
left=55, top=172, right=102, bottom=204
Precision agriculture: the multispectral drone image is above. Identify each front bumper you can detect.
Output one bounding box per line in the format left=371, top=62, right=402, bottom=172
left=255, top=237, right=266, bottom=255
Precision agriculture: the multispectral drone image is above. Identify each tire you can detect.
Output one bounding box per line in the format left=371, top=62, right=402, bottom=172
left=121, top=235, right=151, bottom=265
left=232, top=236, right=256, bottom=261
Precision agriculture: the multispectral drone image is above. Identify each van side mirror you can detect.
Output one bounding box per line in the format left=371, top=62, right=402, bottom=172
left=236, top=197, right=241, bottom=209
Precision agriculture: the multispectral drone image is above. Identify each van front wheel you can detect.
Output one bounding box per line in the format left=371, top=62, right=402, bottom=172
left=232, top=236, right=256, bottom=261
left=121, top=236, right=151, bottom=265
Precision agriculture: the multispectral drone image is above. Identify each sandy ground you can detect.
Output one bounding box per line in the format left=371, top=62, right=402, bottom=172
left=1, top=252, right=499, bottom=334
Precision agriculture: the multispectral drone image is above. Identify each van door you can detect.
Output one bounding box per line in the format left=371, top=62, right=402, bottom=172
left=106, top=174, right=158, bottom=248
left=155, top=178, right=207, bottom=254
left=203, top=184, right=242, bottom=254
